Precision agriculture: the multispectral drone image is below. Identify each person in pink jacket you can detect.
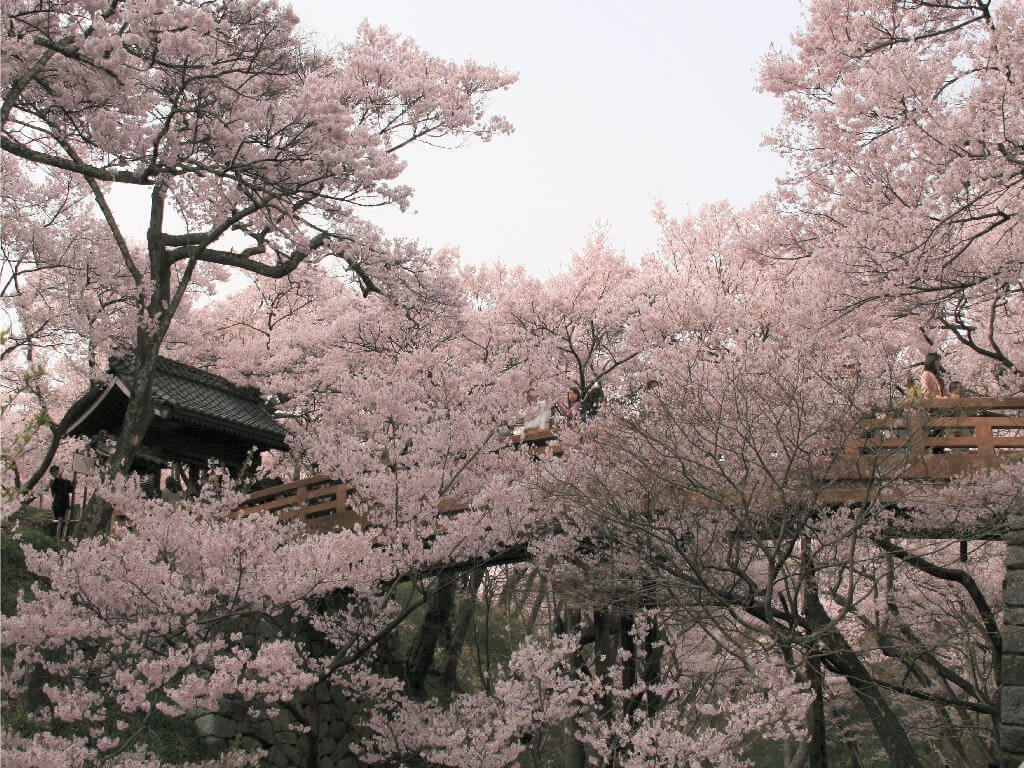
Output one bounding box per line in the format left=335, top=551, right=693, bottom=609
left=920, top=352, right=946, bottom=398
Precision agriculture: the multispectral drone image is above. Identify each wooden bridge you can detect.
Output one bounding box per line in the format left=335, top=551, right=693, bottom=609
left=824, top=397, right=1024, bottom=504
left=236, top=400, right=1024, bottom=532
left=235, top=428, right=561, bottom=532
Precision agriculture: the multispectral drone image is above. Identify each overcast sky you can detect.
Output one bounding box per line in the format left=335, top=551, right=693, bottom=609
left=110, top=1, right=805, bottom=275
left=298, top=1, right=809, bottom=273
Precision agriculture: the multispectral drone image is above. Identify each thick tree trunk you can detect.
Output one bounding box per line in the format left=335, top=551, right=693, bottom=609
left=76, top=333, right=163, bottom=536
left=594, top=608, right=615, bottom=680
left=1000, top=501, right=1024, bottom=768
left=524, top=584, right=546, bottom=634
left=110, top=332, right=161, bottom=475
left=79, top=493, right=114, bottom=538
left=305, top=687, right=319, bottom=768
left=559, top=606, right=587, bottom=768
left=440, top=569, right=484, bottom=690
left=565, top=718, right=587, bottom=768
left=497, top=567, right=525, bottom=608
left=799, top=544, right=829, bottom=768
left=804, top=592, right=922, bottom=768
left=593, top=608, right=616, bottom=766
left=640, top=613, right=663, bottom=717
left=620, top=614, right=637, bottom=692
left=511, top=568, right=539, bottom=614
left=806, top=655, right=828, bottom=768
left=405, top=572, right=457, bottom=696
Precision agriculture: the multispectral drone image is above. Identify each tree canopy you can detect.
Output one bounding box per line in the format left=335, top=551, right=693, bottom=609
left=3, top=1, right=1023, bottom=767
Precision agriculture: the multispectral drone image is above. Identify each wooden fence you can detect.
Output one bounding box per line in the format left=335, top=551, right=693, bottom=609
left=823, top=397, right=1024, bottom=503
left=233, top=399, right=1023, bottom=527
left=236, top=475, right=358, bottom=533
left=236, top=429, right=560, bottom=529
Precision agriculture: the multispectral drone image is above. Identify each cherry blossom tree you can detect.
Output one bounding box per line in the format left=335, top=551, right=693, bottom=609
left=8, top=210, right=1017, bottom=765
left=544, top=354, right=1017, bottom=766
left=3, top=481, right=401, bottom=768
left=531, top=198, right=1024, bottom=766
left=759, top=0, right=1024, bottom=382
left=4, top=227, right=837, bottom=767
left=486, top=229, right=659, bottom=404
left=3, top=253, right=556, bottom=766
left=6, top=2, right=1023, bottom=765
left=757, top=4, right=1024, bottom=764
left=1, top=0, right=516, bottom=487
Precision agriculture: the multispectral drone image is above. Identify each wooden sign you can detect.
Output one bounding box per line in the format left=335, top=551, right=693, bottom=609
left=71, top=452, right=96, bottom=477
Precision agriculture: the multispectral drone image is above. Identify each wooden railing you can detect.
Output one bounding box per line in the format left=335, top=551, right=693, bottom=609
left=823, top=397, right=1024, bottom=503
left=236, top=475, right=357, bottom=533
left=512, top=427, right=563, bottom=455
left=235, top=477, right=488, bottom=528
left=236, top=399, right=1024, bottom=527
left=237, top=429, right=560, bottom=529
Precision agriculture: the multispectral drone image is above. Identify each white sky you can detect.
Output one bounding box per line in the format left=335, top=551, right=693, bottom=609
left=114, top=1, right=805, bottom=275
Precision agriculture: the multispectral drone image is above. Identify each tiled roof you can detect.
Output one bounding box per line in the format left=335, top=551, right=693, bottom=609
left=109, top=356, right=288, bottom=450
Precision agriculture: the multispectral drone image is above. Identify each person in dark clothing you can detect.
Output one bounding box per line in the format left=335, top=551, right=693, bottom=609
left=49, top=465, right=75, bottom=535
left=139, top=471, right=160, bottom=499
left=581, top=384, right=605, bottom=422
left=920, top=353, right=949, bottom=453
left=162, top=476, right=184, bottom=504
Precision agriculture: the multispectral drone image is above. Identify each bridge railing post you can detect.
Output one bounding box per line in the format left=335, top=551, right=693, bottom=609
left=906, top=406, right=927, bottom=458
left=976, top=422, right=995, bottom=462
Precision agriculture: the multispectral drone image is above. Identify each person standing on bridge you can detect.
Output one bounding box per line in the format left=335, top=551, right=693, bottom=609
left=920, top=352, right=946, bottom=398
left=517, top=388, right=551, bottom=435
left=581, top=384, right=605, bottom=423
left=920, top=352, right=950, bottom=454
left=558, top=385, right=582, bottom=426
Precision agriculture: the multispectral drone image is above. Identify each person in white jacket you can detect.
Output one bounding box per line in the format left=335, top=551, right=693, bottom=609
left=515, top=389, right=550, bottom=435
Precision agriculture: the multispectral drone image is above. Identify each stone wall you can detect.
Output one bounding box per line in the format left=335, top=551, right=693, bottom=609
left=191, top=613, right=366, bottom=768
left=194, top=679, right=362, bottom=768
left=1002, top=503, right=1024, bottom=768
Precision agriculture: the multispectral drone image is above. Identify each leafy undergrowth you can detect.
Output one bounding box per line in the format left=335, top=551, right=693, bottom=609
left=1, top=504, right=61, bottom=617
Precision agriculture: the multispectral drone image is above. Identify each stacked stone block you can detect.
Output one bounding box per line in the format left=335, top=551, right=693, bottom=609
left=1003, top=504, right=1024, bottom=768
left=193, top=679, right=361, bottom=768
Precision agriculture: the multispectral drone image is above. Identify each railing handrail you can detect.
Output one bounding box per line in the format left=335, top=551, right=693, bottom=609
left=912, top=396, right=1024, bottom=410
left=243, top=474, right=338, bottom=503
left=236, top=474, right=356, bottom=533
left=829, top=397, right=1024, bottom=495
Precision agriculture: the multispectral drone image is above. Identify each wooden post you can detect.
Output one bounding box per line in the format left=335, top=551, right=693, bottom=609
left=906, top=406, right=926, bottom=458
left=976, top=422, right=994, bottom=463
